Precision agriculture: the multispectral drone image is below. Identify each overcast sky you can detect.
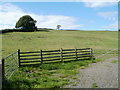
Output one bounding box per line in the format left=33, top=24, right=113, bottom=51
left=0, top=0, right=118, bottom=30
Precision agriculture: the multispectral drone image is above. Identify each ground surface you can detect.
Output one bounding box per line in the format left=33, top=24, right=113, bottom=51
left=64, top=56, right=118, bottom=88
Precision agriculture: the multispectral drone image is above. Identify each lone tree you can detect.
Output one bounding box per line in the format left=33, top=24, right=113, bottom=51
left=15, top=15, right=37, bottom=32
left=57, top=25, right=61, bottom=30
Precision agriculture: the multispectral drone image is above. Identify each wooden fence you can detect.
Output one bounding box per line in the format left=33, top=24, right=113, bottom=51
left=18, top=48, right=93, bottom=66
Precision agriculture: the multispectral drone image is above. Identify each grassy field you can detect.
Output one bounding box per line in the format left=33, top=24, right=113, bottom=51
left=2, top=30, right=118, bottom=58
left=2, top=30, right=118, bottom=88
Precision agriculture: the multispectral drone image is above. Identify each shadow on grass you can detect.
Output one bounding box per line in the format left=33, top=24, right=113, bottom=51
left=36, top=29, right=50, bottom=32
left=20, top=58, right=94, bottom=68
left=2, top=78, right=40, bottom=89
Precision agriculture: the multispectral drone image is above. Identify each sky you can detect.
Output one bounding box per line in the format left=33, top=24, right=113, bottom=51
left=0, top=0, right=119, bottom=31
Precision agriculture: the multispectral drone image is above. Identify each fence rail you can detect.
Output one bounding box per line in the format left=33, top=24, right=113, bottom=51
left=19, top=48, right=93, bottom=66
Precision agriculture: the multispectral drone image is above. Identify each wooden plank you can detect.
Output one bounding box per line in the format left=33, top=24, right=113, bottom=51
left=75, top=48, right=78, bottom=60
left=63, top=56, right=76, bottom=59
left=20, top=57, right=41, bottom=60
left=77, top=50, right=90, bottom=53
left=40, top=49, right=43, bottom=63
left=20, top=51, right=40, bottom=54
left=77, top=53, right=90, bottom=56
left=18, top=49, right=21, bottom=67
left=63, top=54, right=75, bottom=57
left=62, top=51, right=75, bottom=54
left=20, top=54, right=40, bottom=57
left=43, top=55, right=60, bottom=59
left=43, top=58, right=60, bottom=61
left=42, top=52, right=60, bottom=55
left=20, top=63, right=41, bottom=66
left=20, top=60, right=41, bottom=63
left=79, top=58, right=91, bottom=60
left=60, top=48, right=63, bottom=62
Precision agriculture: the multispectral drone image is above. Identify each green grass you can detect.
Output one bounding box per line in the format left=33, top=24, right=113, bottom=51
left=1, top=30, right=118, bottom=88
left=2, top=30, right=118, bottom=58
left=3, top=59, right=100, bottom=88
left=111, top=60, right=118, bottom=63
left=91, top=83, right=99, bottom=88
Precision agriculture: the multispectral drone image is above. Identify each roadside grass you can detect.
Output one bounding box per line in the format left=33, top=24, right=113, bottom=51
left=91, top=83, right=99, bottom=88
left=3, top=59, right=101, bottom=88
left=111, top=60, right=118, bottom=63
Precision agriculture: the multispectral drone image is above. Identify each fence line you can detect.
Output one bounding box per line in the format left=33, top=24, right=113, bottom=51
left=2, top=48, right=119, bottom=80
left=19, top=48, right=93, bottom=66
left=2, top=51, right=18, bottom=80
left=93, top=49, right=118, bottom=59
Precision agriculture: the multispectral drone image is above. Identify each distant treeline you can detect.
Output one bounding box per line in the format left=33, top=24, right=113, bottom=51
left=0, top=29, right=21, bottom=34
left=0, top=28, right=55, bottom=34
left=0, top=28, right=118, bottom=34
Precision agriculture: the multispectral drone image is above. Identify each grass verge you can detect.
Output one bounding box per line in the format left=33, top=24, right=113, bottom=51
left=91, top=83, right=99, bottom=88
left=3, top=59, right=101, bottom=88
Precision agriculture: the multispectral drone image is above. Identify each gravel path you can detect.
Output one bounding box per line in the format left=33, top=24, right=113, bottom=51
left=64, top=56, right=118, bottom=88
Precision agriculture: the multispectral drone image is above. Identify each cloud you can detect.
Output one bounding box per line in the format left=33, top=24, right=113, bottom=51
left=0, top=3, right=26, bottom=29
left=0, top=24, right=14, bottom=29
left=83, top=2, right=117, bottom=8
left=0, top=3, right=22, bottom=12
left=98, top=11, right=118, bottom=21
left=1, top=0, right=119, bottom=2
left=29, top=13, right=84, bottom=29
left=0, top=3, right=83, bottom=30
left=67, top=0, right=118, bottom=8
left=73, top=0, right=118, bottom=2
left=102, top=21, right=118, bottom=29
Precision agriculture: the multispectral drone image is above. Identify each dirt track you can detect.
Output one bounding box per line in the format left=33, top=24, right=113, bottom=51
left=64, top=56, right=118, bottom=88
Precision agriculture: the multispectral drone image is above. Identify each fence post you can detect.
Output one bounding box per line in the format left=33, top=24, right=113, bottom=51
left=40, top=49, right=43, bottom=64
left=2, top=59, right=5, bottom=81
left=60, top=48, right=63, bottom=62
left=18, top=49, right=21, bottom=67
left=75, top=48, right=78, bottom=60
left=90, top=48, right=93, bottom=60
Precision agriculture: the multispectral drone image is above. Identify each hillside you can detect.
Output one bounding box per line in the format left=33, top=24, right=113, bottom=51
left=2, top=30, right=118, bottom=57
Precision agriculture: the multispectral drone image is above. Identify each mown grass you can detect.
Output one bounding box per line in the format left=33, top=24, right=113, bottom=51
left=2, top=30, right=118, bottom=58
left=3, top=59, right=101, bottom=88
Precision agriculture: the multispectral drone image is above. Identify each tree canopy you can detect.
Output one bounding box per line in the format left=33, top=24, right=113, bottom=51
left=57, top=25, right=61, bottom=30
left=15, top=15, right=37, bottom=32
